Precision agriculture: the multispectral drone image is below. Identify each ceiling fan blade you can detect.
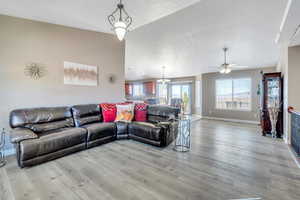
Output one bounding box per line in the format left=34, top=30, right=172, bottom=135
left=230, top=65, right=249, bottom=68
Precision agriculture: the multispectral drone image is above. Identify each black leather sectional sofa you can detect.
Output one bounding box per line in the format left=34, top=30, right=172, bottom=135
left=9, top=104, right=179, bottom=168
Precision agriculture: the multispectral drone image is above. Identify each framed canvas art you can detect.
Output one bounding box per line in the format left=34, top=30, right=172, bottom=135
left=64, top=61, right=98, bottom=86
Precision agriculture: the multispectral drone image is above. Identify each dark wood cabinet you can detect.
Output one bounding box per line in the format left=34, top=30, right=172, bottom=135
left=125, top=83, right=133, bottom=96
left=143, top=81, right=156, bottom=96
left=260, top=72, right=283, bottom=138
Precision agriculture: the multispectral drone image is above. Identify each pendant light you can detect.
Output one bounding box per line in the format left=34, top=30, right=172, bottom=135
left=108, top=0, right=133, bottom=41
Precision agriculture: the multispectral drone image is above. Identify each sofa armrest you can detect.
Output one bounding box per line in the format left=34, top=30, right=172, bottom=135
left=10, top=128, right=38, bottom=144
left=157, top=120, right=179, bottom=146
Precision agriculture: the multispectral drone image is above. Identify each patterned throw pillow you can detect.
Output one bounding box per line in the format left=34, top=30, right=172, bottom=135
left=115, top=104, right=135, bottom=122
left=100, top=103, right=117, bottom=122
left=134, top=103, right=148, bottom=122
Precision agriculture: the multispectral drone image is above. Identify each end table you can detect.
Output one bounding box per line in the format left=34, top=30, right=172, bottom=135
left=173, top=115, right=191, bottom=152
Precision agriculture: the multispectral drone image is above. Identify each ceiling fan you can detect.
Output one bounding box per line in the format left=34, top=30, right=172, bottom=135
left=217, top=48, right=248, bottom=74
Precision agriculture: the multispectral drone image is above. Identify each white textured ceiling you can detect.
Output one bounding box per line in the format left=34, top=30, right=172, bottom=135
left=278, top=0, right=300, bottom=47
left=125, top=0, right=288, bottom=80
left=0, top=0, right=201, bottom=33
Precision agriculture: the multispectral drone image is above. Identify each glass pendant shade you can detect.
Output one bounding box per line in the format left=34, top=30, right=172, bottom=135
left=114, top=21, right=127, bottom=41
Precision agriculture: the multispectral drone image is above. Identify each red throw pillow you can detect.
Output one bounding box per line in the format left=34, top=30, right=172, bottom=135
left=100, top=103, right=117, bottom=122
left=134, top=103, right=148, bottom=122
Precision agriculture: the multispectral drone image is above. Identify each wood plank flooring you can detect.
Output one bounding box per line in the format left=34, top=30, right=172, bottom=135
left=1, top=119, right=300, bottom=200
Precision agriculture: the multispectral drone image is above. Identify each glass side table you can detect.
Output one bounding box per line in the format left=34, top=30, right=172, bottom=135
left=0, top=128, right=6, bottom=167
left=174, top=115, right=191, bottom=152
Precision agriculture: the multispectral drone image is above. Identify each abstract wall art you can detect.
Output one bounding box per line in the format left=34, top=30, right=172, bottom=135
left=64, top=61, right=98, bottom=86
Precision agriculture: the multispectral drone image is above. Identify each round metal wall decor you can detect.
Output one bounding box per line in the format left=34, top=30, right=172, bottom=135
left=24, top=63, right=46, bottom=80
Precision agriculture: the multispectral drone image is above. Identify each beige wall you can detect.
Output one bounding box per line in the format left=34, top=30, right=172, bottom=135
left=277, top=45, right=300, bottom=144
left=0, top=15, right=125, bottom=146
left=288, top=46, right=300, bottom=110
left=286, top=45, right=300, bottom=143
left=202, top=67, right=276, bottom=122
left=277, top=43, right=289, bottom=142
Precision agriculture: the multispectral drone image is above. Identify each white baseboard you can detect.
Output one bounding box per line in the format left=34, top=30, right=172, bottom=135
left=193, top=114, right=202, bottom=118
left=201, top=116, right=260, bottom=125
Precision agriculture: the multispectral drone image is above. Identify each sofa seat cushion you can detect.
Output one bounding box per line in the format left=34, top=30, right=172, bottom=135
left=83, top=123, right=116, bottom=142
left=20, top=128, right=87, bottom=161
left=128, top=122, right=162, bottom=141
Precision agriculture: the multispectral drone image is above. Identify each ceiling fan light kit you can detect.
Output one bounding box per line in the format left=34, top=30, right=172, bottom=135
left=219, top=47, right=231, bottom=74
left=217, top=47, right=249, bottom=74
left=108, top=0, right=133, bottom=41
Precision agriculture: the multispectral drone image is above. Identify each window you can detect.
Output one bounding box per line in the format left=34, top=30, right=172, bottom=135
left=216, top=78, right=251, bottom=110
left=132, top=84, right=143, bottom=97
left=171, top=85, right=181, bottom=98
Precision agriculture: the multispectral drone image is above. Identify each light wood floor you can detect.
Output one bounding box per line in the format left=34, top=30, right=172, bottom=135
left=1, top=119, right=300, bottom=200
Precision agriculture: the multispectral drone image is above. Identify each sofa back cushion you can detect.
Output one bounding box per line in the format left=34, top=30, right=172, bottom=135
left=147, top=105, right=180, bottom=123
left=10, top=107, right=74, bottom=133
left=24, top=118, right=74, bottom=133
left=72, top=104, right=102, bottom=127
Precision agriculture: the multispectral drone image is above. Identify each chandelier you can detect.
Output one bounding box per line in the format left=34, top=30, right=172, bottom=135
left=108, top=0, right=133, bottom=41
left=157, top=66, right=171, bottom=85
